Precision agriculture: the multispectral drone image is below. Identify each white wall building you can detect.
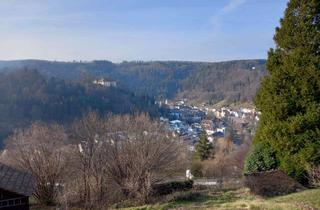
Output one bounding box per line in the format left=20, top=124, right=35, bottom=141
left=93, top=78, right=117, bottom=87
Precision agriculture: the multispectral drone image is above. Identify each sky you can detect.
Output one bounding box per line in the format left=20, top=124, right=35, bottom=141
left=0, top=0, right=288, bottom=62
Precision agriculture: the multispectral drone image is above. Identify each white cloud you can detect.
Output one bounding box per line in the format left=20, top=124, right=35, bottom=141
left=211, top=0, right=247, bottom=32
left=222, top=0, right=247, bottom=14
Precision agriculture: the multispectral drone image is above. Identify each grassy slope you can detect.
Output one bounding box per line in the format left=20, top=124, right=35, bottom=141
left=121, top=188, right=320, bottom=210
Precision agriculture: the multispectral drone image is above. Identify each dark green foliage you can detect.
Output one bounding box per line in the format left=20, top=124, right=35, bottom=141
left=152, top=180, right=193, bottom=196
left=0, top=69, right=158, bottom=145
left=244, top=143, right=279, bottom=174
left=254, top=0, right=320, bottom=183
left=195, top=131, right=213, bottom=161
left=0, top=59, right=266, bottom=104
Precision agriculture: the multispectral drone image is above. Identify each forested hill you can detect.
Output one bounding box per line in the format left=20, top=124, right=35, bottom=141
left=0, top=59, right=267, bottom=104
left=0, top=69, right=158, bottom=145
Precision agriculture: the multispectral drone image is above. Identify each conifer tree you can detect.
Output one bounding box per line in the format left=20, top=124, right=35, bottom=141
left=253, top=0, right=320, bottom=182
left=196, top=131, right=213, bottom=161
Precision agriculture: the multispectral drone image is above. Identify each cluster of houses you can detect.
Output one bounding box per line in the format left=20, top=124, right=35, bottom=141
left=159, top=101, right=227, bottom=147
left=202, top=106, right=260, bottom=122
left=160, top=105, right=205, bottom=145
left=158, top=99, right=261, bottom=149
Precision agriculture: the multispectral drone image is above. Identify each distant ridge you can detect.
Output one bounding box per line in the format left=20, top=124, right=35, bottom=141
left=0, top=59, right=267, bottom=105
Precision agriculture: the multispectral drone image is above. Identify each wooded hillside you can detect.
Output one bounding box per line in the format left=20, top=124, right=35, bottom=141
left=0, top=59, right=267, bottom=104
left=0, top=69, right=158, bottom=145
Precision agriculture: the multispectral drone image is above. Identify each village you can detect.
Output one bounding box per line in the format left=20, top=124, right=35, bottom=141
left=157, top=99, right=261, bottom=150
left=0, top=0, right=319, bottom=209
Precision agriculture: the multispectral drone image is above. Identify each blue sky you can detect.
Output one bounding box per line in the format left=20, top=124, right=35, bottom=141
left=0, top=0, right=288, bottom=62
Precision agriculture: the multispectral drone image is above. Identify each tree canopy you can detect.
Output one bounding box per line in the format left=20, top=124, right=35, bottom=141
left=253, top=0, right=320, bottom=183
left=0, top=69, right=158, bottom=146
left=0, top=59, right=266, bottom=104
left=195, top=131, right=213, bottom=161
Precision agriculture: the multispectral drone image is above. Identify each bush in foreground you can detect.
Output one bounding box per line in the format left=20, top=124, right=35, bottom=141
left=152, top=180, right=193, bottom=196
left=244, top=143, right=279, bottom=174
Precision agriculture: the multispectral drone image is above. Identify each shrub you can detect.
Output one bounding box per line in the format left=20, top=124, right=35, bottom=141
left=172, top=192, right=202, bottom=202
left=152, top=180, right=193, bottom=196
left=244, top=170, right=305, bottom=197
left=244, top=143, right=279, bottom=174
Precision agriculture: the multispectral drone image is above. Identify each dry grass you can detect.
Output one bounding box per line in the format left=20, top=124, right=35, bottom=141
left=119, top=188, right=320, bottom=210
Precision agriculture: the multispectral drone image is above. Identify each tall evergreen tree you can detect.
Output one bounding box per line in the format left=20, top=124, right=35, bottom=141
left=253, top=0, right=320, bottom=182
left=196, top=131, right=213, bottom=161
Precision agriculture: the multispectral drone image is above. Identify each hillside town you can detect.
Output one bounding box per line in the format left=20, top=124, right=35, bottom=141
left=157, top=99, right=260, bottom=150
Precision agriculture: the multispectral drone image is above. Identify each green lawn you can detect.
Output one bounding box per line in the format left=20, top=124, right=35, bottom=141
left=119, top=188, right=320, bottom=210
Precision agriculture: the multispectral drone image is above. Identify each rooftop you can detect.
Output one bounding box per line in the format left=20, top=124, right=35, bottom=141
left=0, top=163, right=35, bottom=196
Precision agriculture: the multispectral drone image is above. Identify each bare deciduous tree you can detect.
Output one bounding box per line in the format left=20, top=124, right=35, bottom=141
left=68, top=112, right=110, bottom=209
left=67, top=112, right=187, bottom=207
left=3, top=112, right=187, bottom=208
left=4, top=122, right=69, bottom=205
left=202, top=133, right=252, bottom=180
left=104, top=114, right=186, bottom=203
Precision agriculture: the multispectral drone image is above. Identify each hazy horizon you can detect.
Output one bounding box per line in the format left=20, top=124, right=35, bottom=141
left=0, top=58, right=268, bottom=64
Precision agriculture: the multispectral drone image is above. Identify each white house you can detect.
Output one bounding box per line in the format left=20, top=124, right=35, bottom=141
left=241, top=108, right=254, bottom=114
left=230, top=111, right=239, bottom=118
left=206, top=129, right=214, bottom=135
left=215, top=127, right=226, bottom=134
left=93, top=78, right=117, bottom=87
